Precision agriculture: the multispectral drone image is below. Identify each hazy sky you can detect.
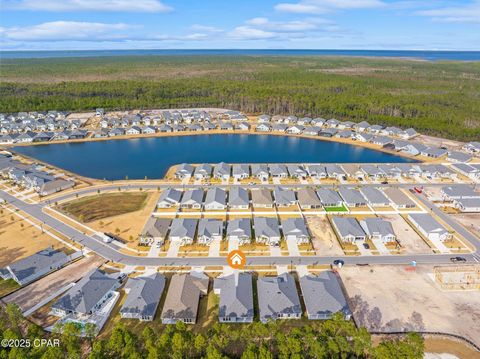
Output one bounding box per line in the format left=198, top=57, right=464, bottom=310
left=1, top=0, right=479, bottom=51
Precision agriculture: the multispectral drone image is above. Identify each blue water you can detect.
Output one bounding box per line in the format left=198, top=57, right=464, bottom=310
left=2, top=49, right=480, bottom=61
left=14, top=134, right=416, bottom=180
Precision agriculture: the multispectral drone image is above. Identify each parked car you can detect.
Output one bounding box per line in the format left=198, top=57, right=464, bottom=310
left=363, top=243, right=370, bottom=249
left=450, top=257, right=466, bottom=263
left=381, top=181, right=388, bottom=184
left=333, top=259, right=345, bottom=267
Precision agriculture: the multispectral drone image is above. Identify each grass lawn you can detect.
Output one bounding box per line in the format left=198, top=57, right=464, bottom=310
left=58, top=192, right=149, bottom=222
left=324, top=205, right=348, bottom=212
left=0, top=278, right=20, bottom=297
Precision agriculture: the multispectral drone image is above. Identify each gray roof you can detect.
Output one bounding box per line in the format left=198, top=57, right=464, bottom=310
left=52, top=269, right=118, bottom=314
left=257, top=273, right=302, bottom=321
left=5, top=247, right=68, bottom=283
left=232, top=164, right=250, bottom=177
left=408, top=213, right=449, bottom=236
left=169, top=218, right=198, bottom=239
left=316, top=188, right=343, bottom=206
left=158, top=188, right=182, bottom=206
left=359, top=187, right=390, bottom=205
left=332, top=217, right=365, bottom=238
left=383, top=188, right=416, bottom=207
left=254, top=217, right=280, bottom=239
left=447, top=151, right=472, bottom=163
left=441, top=185, right=480, bottom=199
left=161, top=274, right=208, bottom=322
left=360, top=217, right=395, bottom=237
left=421, top=146, right=448, bottom=157
left=120, top=273, right=166, bottom=318
left=213, top=162, right=231, bottom=177
left=204, top=187, right=226, bottom=207
left=180, top=188, right=204, bottom=206
left=300, top=272, right=350, bottom=318
left=197, top=218, right=224, bottom=239
left=226, top=218, right=251, bottom=238
left=269, top=164, right=288, bottom=176
left=452, top=163, right=478, bottom=174
left=324, top=164, right=346, bottom=177
left=228, top=187, right=250, bottom=207
left=251, top=164, right=269, bottom=177
left=176, top=163, right=194, bottom=176
left=194, top=163, right=213, bottom=177
left=454, top=197, right=480, bottom=209
left=214, top=273, right=254, bottom=320
left=273, top=187, right=297, bottom=206
left=281, top=217, right=309, bottom=238
left=338, top=188, right=366, bottom=205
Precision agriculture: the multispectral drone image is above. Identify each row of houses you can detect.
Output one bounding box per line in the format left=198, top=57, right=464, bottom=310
left=440, top=185, right=480, bottom=213
left=331, top=216, right=397, bottom=244
left=175, top=162, right=467, bottom=182
left=157, top=186, right=416, bottom=211
left=139, top=216, right=310, bottom=246
left=0, top=129, right=89, bottom=144
left=50, top=269, right=350, bottom=330
left=0, top=154, right=75, bottom=196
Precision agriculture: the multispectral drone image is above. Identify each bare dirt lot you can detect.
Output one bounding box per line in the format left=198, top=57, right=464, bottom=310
left=0, top=210, right=65, bottom=267
left=3, top=254, right=105, bottom=313
left=306, top=215, right=344, bottom=256
left=341, top=265, right=480, bottom=347
left=451, top=213, right=480, bottom=239
left=416, top=135, right=464, bottom=152
left=379, top=214, right=432, bottom=254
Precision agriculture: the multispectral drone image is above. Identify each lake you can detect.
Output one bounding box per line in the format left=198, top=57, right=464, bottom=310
left=14, top=134, right=417, bottom=180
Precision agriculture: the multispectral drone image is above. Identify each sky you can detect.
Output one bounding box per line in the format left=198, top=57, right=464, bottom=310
left=0, top=0, right=479, bottom=51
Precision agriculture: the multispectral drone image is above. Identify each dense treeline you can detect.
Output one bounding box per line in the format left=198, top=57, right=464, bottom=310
left=0, top=303, right=424, bottom=358
left=1, top=56, right=479, bottom=141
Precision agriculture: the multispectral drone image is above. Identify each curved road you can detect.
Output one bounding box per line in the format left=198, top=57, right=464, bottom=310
left=2, top=188, right=478, bottom=267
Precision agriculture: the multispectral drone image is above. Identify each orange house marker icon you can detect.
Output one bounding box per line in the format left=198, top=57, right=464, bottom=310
left=227, top=250, right=246, bottom=269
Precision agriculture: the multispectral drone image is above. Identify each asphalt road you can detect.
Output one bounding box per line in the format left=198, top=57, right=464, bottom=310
left=1, top=188, right=478, bottom=268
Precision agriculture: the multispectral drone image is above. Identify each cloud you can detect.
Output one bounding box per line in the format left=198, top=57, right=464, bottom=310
left=4, top=0, right=173, bottom=12
left=275, top=0, right=385, bottom=14
left=229, top=26, right=276, bottom=40
left=190, top=25, right=223, bottom=33
left=1, top=21, right=136, bottom=41
left=416, top=1, right=480, bottom=23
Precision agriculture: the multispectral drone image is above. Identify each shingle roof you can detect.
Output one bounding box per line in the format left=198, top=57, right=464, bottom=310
left=214, top=273, right=254, bottom=320
left=120, top=273, right=166, bottom=318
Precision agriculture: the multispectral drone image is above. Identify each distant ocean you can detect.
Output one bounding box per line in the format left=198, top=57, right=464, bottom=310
left=2, top=49, right=480, bottom=61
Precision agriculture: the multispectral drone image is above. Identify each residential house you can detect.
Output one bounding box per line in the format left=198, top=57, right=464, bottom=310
left=331, top=217, right=366, bottom=243
left=359, top=187, right=390, bottom=207
left=197, top=219, right=224, bottom=245
left=421, top=147, right=448, bottom=159
left=161, top=273, right=208, bottom=324
left=382, top=188, right=416, bottom=209
left=408, top=213, right=452, bottom=242
left=297, top=188, right=322, bottom=209
left=324, top=164, right=346, bottom=180
left=441, top=185, right=480, bottom=201
left=400, top=128, right=418, bottom=139
left=139, top=217, right=170, bottom=246
left=228, top=187, right=250, bottom=209
left=169, top=218, right=198, bottom=245
left=316, top=188, right=343, bottom=208
left=213, top=162, right=231, bottom=181
left=462, top=141, right=480, bottom=154
left=120, top=274, right=166, bottom=321
left=300, top=272, right=351, bottom=320
left=175, top=163, right=195, bottom=179
left=451, top=163, right=479, bottom=180
left=338, top=188, right=367, bottom=207
left=453, top=198, right=480, bottom=213
left=306, top=164, right=327, bottom=179
left=194, top=164, right=213, bottom=180
left=251, top=164, right=269, bottom=180
left=286, top=164, right=308, bottom=179
left=447, top=151, right=472, bottom=163
left=157, top=188, right=182, bottom=208
left=232, top=164, right=250, bottom=180
left=281, top=217, right=310, bottom=244
left=214, top=273, right=254, bottom=323
left=251, top=188, right=274, bottom=208
left=273, top=187, right=297, bottom=207
left=204, top=187, right=227, bottom=210
left=254, top=217, right=281, bottom=246
left=180, top=188, right=204, bottom=209
left=226, top=218, right=252, bottom=245
left=269, top=164, right=288, bottom=178
left=360, top=218, right=396, bottom=243
left=256, top=123, right=272, bottom=132
left=0, top=247, right=69, bottom=285
left=257, top=273, right=302, bottom=323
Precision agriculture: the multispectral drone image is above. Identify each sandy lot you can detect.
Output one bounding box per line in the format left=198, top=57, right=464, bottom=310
left=306, top=215, right=344, bottom=256
left=379, top=214, right=432, bottom=254
left=416, top=135, right=464, bottom=152
left=3, top=254, right=105, bottom=313
left=451, top=213, right=480, bottom=239
left=0, top=210, right=65, bottom=267
left=88, top=191, right=160, bottom=244
left=341, top=265, right=480, bottom=347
